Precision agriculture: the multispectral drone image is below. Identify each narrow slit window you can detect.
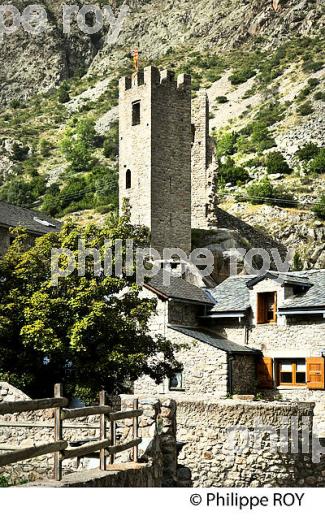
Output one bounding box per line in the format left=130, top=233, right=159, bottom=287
left=191, top=124, right=196, bottom=144
left=132, top=101, right=141, bottom=126
left=126, top=169, right=132, bottom=189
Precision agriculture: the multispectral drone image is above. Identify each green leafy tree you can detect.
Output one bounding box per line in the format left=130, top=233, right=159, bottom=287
left=216, top=132, right=237, bottom=157
left=0, top=218, right=181, bottom=399
left=61, top=118, right=97, bottom=172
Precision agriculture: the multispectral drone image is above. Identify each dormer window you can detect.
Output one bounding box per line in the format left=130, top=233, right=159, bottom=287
left=257, top=292, right=277, bottom=324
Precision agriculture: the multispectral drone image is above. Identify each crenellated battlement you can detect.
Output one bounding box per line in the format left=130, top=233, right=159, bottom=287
left=119, top=66, right=191, bottom=93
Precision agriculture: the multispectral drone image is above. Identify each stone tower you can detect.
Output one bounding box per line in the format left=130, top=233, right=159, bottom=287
left=119, top=66, right=192, bottom=255
left=191, top=90, right=217, bottom=230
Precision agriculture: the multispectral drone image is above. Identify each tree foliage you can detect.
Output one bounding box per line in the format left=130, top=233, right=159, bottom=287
left=0, top=217, right=181, bottom=400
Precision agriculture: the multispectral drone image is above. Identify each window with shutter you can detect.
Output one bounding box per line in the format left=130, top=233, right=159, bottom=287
left=257, top=357, right=274, bottom=389
left=307, top=358, right=325, bottom=390
left=257, top=292, right=277, bottom=324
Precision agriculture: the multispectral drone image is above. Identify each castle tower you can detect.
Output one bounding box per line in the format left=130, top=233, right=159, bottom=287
left=119, top=66, right=192, bottom=255
left=191, top=90, right=217, bottom=229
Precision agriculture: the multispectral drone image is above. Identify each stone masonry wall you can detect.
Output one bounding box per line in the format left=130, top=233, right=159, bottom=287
left=134, top=326, right=228, bottom=397
left=231, top=354, right=257, bottom=395
left=175, top=398, right=325, bottom=488
left=136, top=288, right=228, bottom=397
left=191, top=91, right=217, bottom=230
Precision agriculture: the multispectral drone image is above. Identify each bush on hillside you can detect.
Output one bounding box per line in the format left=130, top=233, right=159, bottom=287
left=0, top=176, right=46, bottom=207
left=244, top=177, right=296, bottom=207
left=309, top=149, right=325, bottom=174
left=295, top=143, right=320, bottom=162
left=265, top=152, right=291, bottom=175
left=313, top=195, right=325, bottom=219
left=10, top=142, right=29, bottom=161
left=298, top=102, right=314, bottom=116
left=218, top=158, right=250, bottom=186
left=314, top=91, right=325, bottom=101
left=229, top=67, right=256, bottom=85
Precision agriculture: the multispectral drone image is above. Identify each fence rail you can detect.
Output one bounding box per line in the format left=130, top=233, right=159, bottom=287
left=0, top=384, right=142, bottom=481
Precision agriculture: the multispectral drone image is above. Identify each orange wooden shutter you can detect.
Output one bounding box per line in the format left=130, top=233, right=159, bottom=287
left=257, top=294, right=264, bottom=324
left=257, top=357, right=274, bottom=389
left=273, top=292, right=277, bottom=322
left=307, top=358, right=325, bottom=390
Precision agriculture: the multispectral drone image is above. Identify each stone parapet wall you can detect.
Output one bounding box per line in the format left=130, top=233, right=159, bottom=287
left=174, top=397, right=325, bottom=487
left=26, top=464, right=161, bottom=488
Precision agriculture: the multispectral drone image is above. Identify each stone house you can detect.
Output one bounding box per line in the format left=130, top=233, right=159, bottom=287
left=135, top=269, right=325, bottom=430
left=205, top=270, right=325, bottom=396
left=135, top=270, right=259, bottom=397
left=0, top=200, right=61, bottom=256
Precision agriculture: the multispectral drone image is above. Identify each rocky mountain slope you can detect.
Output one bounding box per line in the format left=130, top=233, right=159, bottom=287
left=0, top=0, right=324, bottom=266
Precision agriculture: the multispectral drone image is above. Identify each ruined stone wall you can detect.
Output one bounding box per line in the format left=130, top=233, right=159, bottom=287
left=119, top=67, right=192, bottom=255
left=191, top=91, right=217, bottom=230
left=175, top=398, right=325, bottom=488
left=231, top=354, right=257, bottom=395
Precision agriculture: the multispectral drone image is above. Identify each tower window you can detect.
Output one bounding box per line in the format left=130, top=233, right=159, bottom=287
left=191, top=124, right=196, bottom=144
left=126, top=169, right=132, bottom=189
left=132, top=101, right=141, bottom=126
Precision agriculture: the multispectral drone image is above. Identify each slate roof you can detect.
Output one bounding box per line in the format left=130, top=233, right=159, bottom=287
left=279, top=270, right=325, bottom=310
left=168, top=325, right=259, bottom=355
left=0, top=200, right=61, bottom=236
left=209, top=275, right=255, bottom=313
left=145, top=270, right=214, bottom=306
left=246, top=271, right=312, bottom=288
left=208, top=271, right=325, bottom=313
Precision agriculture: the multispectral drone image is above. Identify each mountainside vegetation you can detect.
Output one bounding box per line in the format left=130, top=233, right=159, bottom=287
left=0, top=0, right=324, bottom=266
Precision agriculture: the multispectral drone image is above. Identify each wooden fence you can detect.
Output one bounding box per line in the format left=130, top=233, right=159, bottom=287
left=0, top=384, right=142, bottom=481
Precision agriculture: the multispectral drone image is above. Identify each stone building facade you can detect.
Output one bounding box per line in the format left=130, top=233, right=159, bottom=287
left=134, top=282, right=258, bottom=398
left=119, top=67, right=192, bottom=255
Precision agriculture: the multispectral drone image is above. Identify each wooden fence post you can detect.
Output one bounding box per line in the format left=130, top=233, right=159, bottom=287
left=99, top=390, right=107, bottom=471
left=132, top=398, right=139, bottom=463
left=110, top=416, right=116, bottom=465
left=53, top=383, right=63, bottom=481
